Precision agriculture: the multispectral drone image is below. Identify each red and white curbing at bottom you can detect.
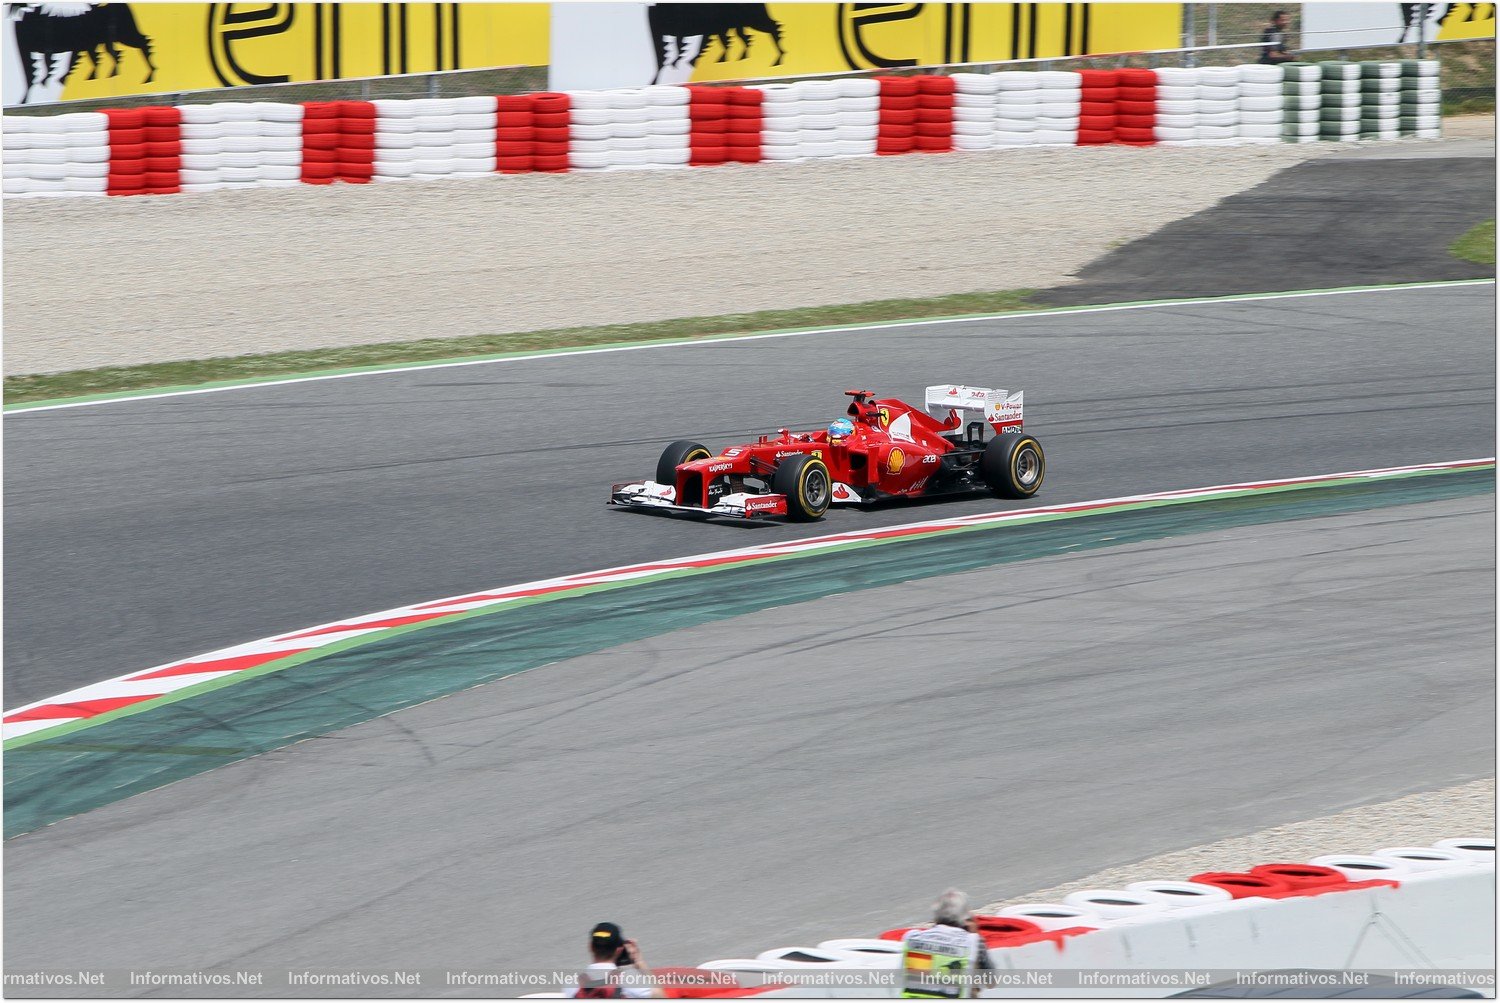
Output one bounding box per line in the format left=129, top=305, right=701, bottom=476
left=4, top=458, right=1489, bottom=743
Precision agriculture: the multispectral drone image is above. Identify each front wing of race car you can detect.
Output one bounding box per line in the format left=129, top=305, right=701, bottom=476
left=610, top=480, right=789, bottom=519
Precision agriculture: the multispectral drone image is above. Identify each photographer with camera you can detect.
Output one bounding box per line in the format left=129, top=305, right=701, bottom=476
left=567, top=922, right=667, bottom=999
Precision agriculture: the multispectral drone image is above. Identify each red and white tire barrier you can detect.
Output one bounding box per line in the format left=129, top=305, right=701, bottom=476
left=0, top=61, right=1443, bottom=198
left=683, top=840, right=1494, bottom=995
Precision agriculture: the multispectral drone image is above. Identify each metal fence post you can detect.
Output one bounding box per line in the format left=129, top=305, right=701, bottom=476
left=1182, top=3, right=1198, bottom=67
left=1207, top=3, right=1218, bottom=48
left=1417, top=2, right=1430, bottom=57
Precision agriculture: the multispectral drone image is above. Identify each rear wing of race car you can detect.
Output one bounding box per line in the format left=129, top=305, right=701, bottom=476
left=925, top=384, right=1024, bottom=435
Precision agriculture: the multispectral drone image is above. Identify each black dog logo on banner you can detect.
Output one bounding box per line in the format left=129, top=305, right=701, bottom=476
left=648, top=3, right=784, bottom=83
left=7, top=2, right=157, bottom=102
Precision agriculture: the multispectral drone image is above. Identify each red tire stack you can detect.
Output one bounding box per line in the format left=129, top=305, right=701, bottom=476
left=1077, top=69, right=1119, bottom=145
left=104, top=108, right=146, bottom=196
left=1114, top=68, right=1158, bottom=145
left=875, top=76, right=919, bottom=155
left=914, top=75, right=956, bottom=152
left=495, top=95, right=535, bottom=173
left=531, top=92, right=571, bottom=172
left=725, top=87, right=764, bottom=164
left=300, top=102, right=341, bottom=184
left=336, top=101, right=376, bottom=183
left=687, top=85, right=730, bottom=166
left=141, top=106, right=181, bottom=194
left=107, top=107, right=180, bottom=196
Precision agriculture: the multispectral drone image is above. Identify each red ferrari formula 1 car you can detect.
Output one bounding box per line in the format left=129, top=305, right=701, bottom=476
left=610, top=385, right=1045, bottom=521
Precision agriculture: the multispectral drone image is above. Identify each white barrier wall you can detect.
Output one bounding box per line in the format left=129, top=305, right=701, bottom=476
left=684, top=838, right=1495, bottom=1000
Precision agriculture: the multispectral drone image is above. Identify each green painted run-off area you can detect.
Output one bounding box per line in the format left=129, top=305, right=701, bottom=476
left=5, top=466, right=1493, bottom=839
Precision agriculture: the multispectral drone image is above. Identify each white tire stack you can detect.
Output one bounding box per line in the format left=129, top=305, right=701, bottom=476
left=2, top=112, right=110, bottom=196
left=179, top=102, right=305, bottom=190
left=1032, top=70, right=1082, bottom=145
left=1319, top=62, right=1362, bottom=142
left=1360, top=61, right=1402, bottom=141
left=950, top=73, right=998, bottom=152
left=1399, top=59, right=1441, bottom=139
left=758, top=78, right=875, bottom=161
left=992, top=71, right=1042, bottom=147
left=1236, top=62, right=1284, bottom=144
left=569, top=89, right=690, bottom=170
left=1153, top=66, right=1200, bottom=144
left=1195, top=65, right=1240, bottom=144
left=642, top=86, right=690, bottom=166
left=1280, top=63, right=1322, bottom=143
left=371, top=95, right=496, bottom=178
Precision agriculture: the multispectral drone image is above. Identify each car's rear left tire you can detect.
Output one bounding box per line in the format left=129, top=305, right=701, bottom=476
left=656, top=439, right=711, bottom=484
left=772, top=454, right=831, bottom=521
left=982, top=433, right=1045, bottom=498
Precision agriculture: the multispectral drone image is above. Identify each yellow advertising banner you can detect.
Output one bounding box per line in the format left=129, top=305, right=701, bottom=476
left=676, top=3, right=1184, bottom=83
left=1435, top=2, right=1496, bottom=40
left=4, top=3, right=549, bottom=106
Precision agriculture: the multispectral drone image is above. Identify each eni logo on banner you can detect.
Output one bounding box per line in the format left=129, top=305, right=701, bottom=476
left=2, top=3, right=548, bottom=106
left=664, top=3, right=1182, bottom=84
left=1432, top=2, right=1495, bottom=40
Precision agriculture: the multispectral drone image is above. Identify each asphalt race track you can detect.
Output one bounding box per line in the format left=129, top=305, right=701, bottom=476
left=4, top=283, right=1495, bottom=709
left=5, top=493, right=1492, bottom=984
left=1036, top=155, right=1495, bottom=306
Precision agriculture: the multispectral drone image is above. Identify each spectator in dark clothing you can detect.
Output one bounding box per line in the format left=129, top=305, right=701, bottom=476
left=567, top=923, right=666, bottom=1000
left=1259, top=10, right=1296, bottom=64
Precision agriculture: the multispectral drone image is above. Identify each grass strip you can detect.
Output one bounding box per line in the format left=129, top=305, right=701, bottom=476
left=1451, top=219, right=1496, bottom=266
left=2, top=289, right=1036, bottom=405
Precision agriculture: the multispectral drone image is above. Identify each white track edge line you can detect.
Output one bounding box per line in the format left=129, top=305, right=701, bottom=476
left=10, top=281, right=1493, bottom=414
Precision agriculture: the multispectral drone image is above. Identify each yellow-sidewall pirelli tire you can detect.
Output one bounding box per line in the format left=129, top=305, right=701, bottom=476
left=656, top=439, right=711, bottom=484
left=981, top=433, right=1045, bottom=499
left=771, top=454, right=832, bottom=521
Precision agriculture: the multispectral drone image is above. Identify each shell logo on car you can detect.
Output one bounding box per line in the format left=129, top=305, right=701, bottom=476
left=887, top=447, right=905, bottom=474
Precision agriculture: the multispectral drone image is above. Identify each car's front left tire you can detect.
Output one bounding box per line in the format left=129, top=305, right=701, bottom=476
left=772, top=454, right=832, bottom=521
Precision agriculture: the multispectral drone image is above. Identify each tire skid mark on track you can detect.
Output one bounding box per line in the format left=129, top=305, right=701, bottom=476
left=3, top=458, right=1491, bottom=749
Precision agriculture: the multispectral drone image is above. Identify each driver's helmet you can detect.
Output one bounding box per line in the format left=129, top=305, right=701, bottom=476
left=828, top=418, right=855, bottom=442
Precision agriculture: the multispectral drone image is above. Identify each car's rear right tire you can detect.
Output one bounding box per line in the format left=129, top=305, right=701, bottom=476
left=982, top=433, right=1045, bottom=498
left=656, top=439, right=711, bottom=484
